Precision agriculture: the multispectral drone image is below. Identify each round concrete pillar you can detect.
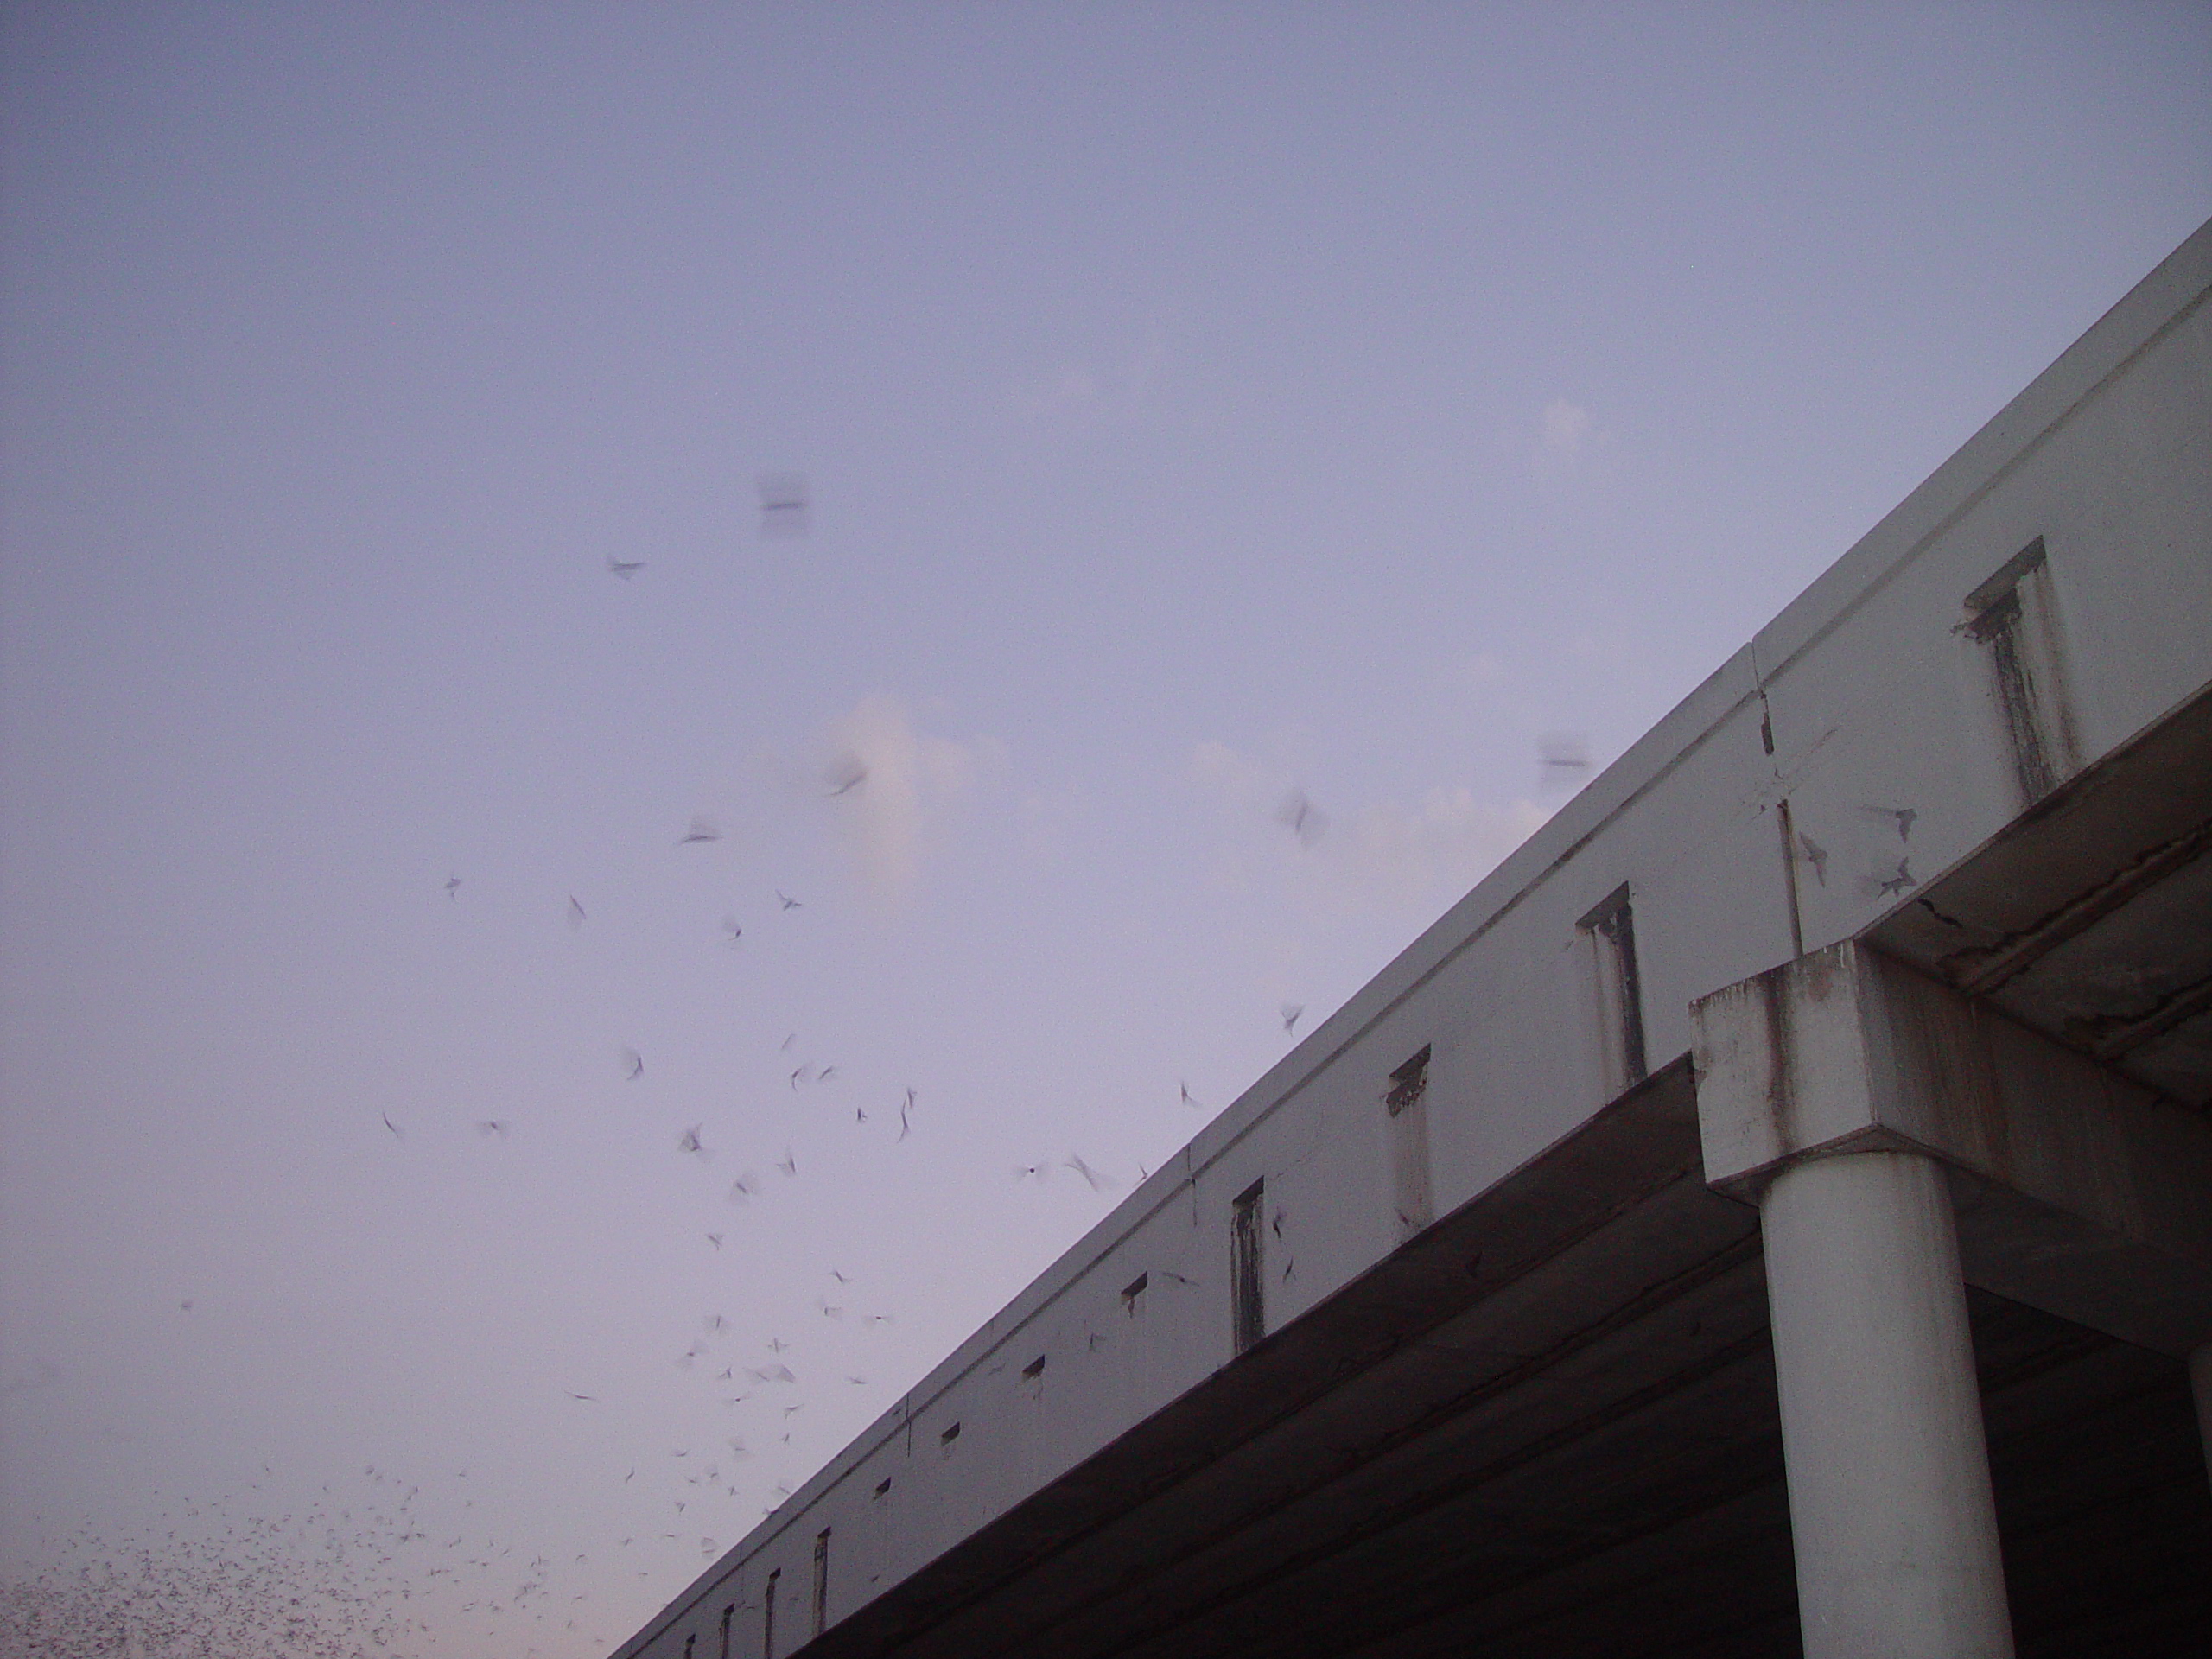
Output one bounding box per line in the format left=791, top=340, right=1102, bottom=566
left=1760, top=1148, right=2014, bottom=1659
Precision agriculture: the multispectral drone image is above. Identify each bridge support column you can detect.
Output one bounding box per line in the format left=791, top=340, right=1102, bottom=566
left=1760, top=1147, right=2013, bottom=1657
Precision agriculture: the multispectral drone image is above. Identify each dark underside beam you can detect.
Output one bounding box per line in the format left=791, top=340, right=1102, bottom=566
left=805, top=1061, right=2212, bottom=1657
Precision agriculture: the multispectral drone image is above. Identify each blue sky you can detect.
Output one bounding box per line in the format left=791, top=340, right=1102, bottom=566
left=3, top=6, right=2208, bottom=1654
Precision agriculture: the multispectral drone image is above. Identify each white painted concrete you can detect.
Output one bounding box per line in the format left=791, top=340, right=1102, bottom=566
left=1761, top=1149, right=2013, bottom=1659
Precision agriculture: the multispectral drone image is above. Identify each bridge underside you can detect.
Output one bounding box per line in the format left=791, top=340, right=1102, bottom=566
left=814, top=1084, right=2208, bottom=1659
left=804, top=688, right=2212, bottom=1659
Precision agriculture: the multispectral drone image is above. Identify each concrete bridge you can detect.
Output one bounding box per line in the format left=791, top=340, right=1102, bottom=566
left=612, top=219, right=2212, bottom=1659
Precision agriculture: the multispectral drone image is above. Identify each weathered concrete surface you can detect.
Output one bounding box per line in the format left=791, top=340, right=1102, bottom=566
left=1871, top=680, right=2212, bottom=1123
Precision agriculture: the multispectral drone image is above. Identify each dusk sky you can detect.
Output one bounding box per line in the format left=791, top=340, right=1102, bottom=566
left=3, top=5, right=2209, bottom=1655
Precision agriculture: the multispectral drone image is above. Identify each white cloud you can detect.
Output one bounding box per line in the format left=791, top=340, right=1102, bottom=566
left=1009, top=364, right=1099, bottom=417
left=1186, top=741, right=1549, bottom=920
left=1434, top=651, right=1508, bottom=694
left=821, top=696, right=991, bottom=896
left=1188, top=738, right=1271, bottom=803
left=1540, top=396, right=1594, bottom=457
left=1011, top=332, right=1170, bottom=419
left=1328, top=788, right=1552, bottom=914
left=1127, top=331, right=1166, bottom=404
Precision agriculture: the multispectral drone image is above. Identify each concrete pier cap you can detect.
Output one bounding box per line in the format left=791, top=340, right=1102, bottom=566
left=1693, top=934, right=2212, bottom=1653
left=1692, top=937, right=2212, bottom=1357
